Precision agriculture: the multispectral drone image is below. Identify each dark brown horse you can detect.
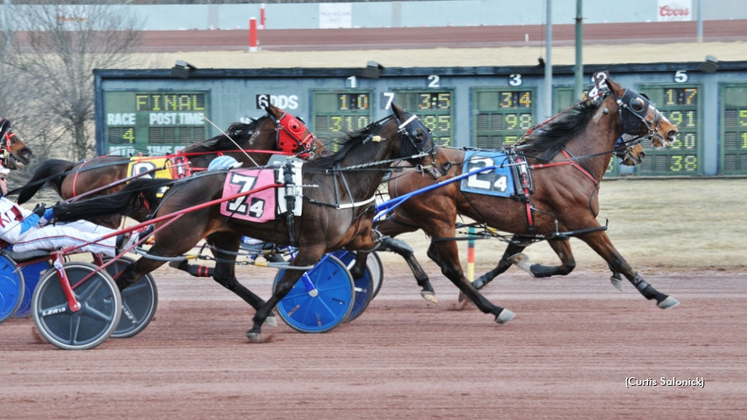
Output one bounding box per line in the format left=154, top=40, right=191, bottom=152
left=15, top=104, right=324, bottom=227
left=54, top=103, right=435, bottom=342
left=354, top=73, right=680, bottom=319
left=0, top=118, right=33, bottom=170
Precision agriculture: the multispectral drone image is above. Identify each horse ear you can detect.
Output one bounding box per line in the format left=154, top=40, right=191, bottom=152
left=605, top=76, right=625, bottom=98
left=264, top=103, right=281, bottom=118
left=390, top=103, right=405, bottom=121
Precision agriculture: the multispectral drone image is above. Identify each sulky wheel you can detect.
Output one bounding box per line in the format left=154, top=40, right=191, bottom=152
left=332, top=250, right=375, bottom=323
left=32, top=262, right=122, bottom=350
left=0, top=255, right=24, bottom=324
left=274, top=254, right=354, bottom=333
left=366, top=251, right=384, bottom=298
left=13, top=260, right=51, bottom=318
left=101, top=256, right=158, bottom=339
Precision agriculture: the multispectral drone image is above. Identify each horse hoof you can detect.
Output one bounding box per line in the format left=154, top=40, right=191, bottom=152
left=246, top=330, right=262, bottom=343
left=610, top=277, right=624, bottom=291
left=495, top=309, right=515, bottom=324
left=657, top=296, right=680, bottom=309
left=421, top=291, right=438, bottom=303
left=264, top=315, right=278, bottom=328
left=507, top=253, right=534, bottom=276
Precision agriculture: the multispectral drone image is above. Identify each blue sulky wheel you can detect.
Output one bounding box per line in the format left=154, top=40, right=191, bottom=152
left=332, top=250, right=375, bottom=323
left=273, top=254, right=354, bottom=333
left=13, top=260, right=51, bottom=319
left=101, top=256, right=158, bottom=339
left=0, top=255, right=24, bottom=324
left=32, top=262, right=122, bottom=350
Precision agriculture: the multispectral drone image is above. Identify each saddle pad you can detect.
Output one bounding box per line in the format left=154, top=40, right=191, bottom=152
left=128, top=156, right=187, bottom=198
left=459, top=150, right=515, bottom=198
left=220, top=168, right=277, bottom=223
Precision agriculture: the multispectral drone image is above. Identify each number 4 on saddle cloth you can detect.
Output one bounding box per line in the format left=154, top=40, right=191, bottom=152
left=460, top=150, right=533, bottom=198
left=220, top=156, right=303, bottom=223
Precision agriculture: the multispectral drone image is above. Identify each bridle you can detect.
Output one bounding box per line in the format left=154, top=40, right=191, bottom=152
left=267, top=112, right=319, bottom=159
left=611, top=88, right=664, bottom=148
left=0, top=119, right=16, bottom=166
left=392, top=112, right=436, bottom=163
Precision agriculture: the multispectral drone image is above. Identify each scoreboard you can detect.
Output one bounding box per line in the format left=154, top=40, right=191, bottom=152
left=721, top=84, right=747, bottom=175
left=473, top=88, right=535, bottom=150
left=95, top=61, right=747, bottom=177
left=636, top=85, right=702, bottom=175
left=312, top=90, right=372, bottom=152
left=104, top=91, right=209, bottom=156
left=393, top=90, right=454, bottom=146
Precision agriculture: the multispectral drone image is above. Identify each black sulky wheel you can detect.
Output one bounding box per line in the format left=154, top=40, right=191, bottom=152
left=32, top=262, right=121, bottom=350
left=101, top=256, right=158, bottom=339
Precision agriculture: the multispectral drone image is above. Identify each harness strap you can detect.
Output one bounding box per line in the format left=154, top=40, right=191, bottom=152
left=530, top=149, right=600, bottom=190
left=71, top=159, right=91, bottom=198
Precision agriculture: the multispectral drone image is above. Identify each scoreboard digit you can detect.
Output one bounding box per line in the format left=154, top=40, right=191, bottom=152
left=312, top=90, right=372, bottom=151
left=720, top=84, right=747, bottom=175
left=636, top=84, right=702, bottom=175
left=104, top=91, right=209, bottom=156
left=472, top=88, right=535, bottom=149
left=393, top=90, right=453, bottom=146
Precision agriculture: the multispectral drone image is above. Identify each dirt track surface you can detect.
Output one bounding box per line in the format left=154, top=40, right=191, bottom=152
left=2, top=266, right=746, bottom=419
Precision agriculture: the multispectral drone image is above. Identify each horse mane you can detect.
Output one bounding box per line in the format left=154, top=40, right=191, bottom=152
left=304, top=121, right=381, bottom=169
left=182, top=119, right=264, bottom=153
left=514, top=99, right=599, bottom=162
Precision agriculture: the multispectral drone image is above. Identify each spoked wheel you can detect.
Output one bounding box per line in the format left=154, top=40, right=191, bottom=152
left=274, top=254, right=354, bottom=333
left=13, top=261, right=51, bottom=318
left=366, top=251, right=384, bottom=298
left=0, top=255, right=24, bottom=324
left=32, top=262, right=122, bottom=350
left=101, top=256, right=158, bottom=339
left=332, top=250, right=375, bottom=323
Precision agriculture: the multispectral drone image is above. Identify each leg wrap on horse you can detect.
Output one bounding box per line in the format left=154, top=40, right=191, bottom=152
left=381, top=236, right=413, bottom=258
left=169, top=260, right=215, bottom=278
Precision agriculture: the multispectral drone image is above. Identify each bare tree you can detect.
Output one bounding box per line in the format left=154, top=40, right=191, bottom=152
left=1, top=0, right=144, bottom=161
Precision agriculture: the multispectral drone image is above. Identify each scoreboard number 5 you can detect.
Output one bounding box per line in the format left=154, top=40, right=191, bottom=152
left=674, top=70, right=688, bottom=83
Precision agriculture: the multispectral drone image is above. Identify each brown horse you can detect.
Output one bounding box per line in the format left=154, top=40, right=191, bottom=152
left=15, top=104, right=324, bottom=227
left=54, top=103, right=435, bottom=342
left=353, top=72, right=679, bottom=320
left=0, top=118, right=33, bottom=170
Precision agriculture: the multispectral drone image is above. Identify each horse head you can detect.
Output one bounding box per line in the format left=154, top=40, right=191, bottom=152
left=0, top=119, right=32, bottom=169
left=605, top=76, right=678, bottom=149
left=615, top=135, right=646, bottom=166
left=390, top=103, right=435, bottom=167
left=264, top=104, right=328, bottom=158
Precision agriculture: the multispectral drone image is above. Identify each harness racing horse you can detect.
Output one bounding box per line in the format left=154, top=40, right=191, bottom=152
left=54, top=104, right=436, bottom=342
left=15, top=104, right=324, bottom=227
left=354, top=72, right=680, bottom=317
left=0, top=118, right=33, bottom=170
left=353, top=138, right=648, bottom=303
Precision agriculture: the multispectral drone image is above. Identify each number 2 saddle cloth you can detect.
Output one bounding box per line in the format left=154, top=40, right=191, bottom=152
left=459, top=149, right=534, bottom=200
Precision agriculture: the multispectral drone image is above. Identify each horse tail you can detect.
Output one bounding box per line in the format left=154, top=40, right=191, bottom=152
left=53, top=178, right=176, bottom=223
left=16, top=159, right=76, bottom=204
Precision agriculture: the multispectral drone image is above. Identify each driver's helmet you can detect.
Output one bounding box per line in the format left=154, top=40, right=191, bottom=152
left=208, top=155, right=243, bottom=171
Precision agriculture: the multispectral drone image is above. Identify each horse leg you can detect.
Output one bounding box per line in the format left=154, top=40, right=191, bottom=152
left=507, top=238, right=577, bottom=278
left=246, top=246, right=326, bottom=343
left=374, top=215, right=434, bottom=301
left=426, top=240, right=515, bottom=324
left=208, top=233, right=277, bottom=327
left=472, top=239, right=528, bottom=289
left=578, top=230, right=679, bottom=309
left=608, top=263, right=625, bottom=291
